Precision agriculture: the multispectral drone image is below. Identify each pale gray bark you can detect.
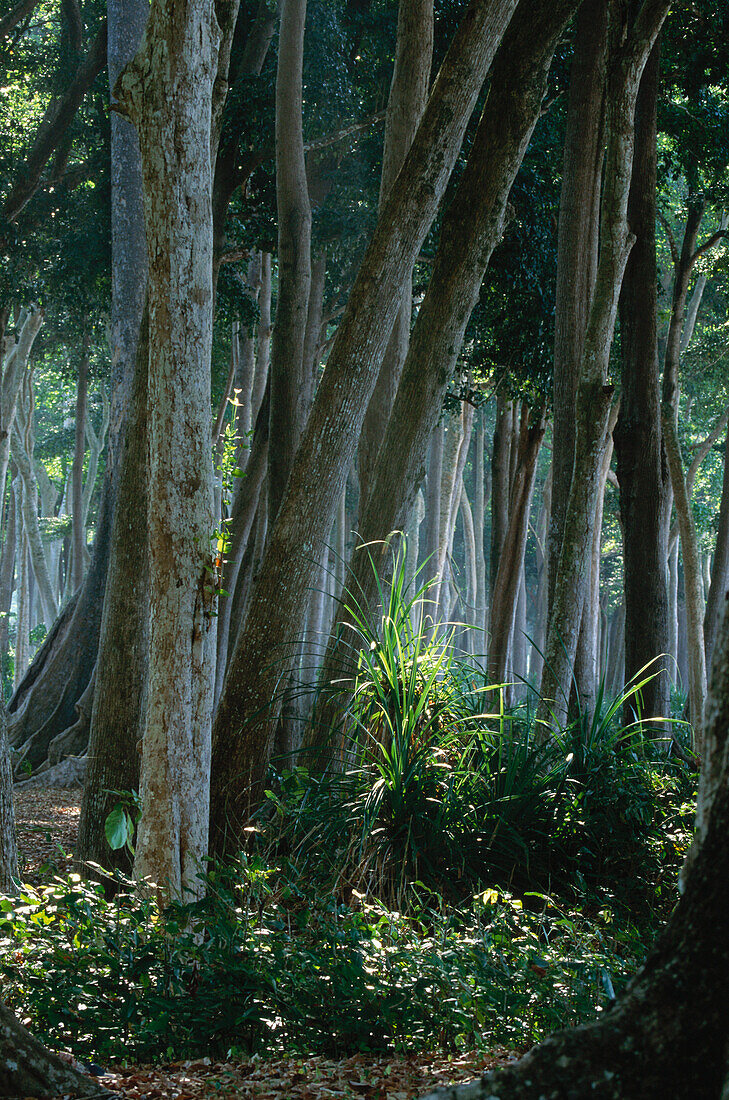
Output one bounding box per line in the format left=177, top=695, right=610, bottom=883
left=211, top=0, right=522, bottom=844
left=71, top=329, right=89, bottom=591
left=359, top=0, right=434, bottom=507
left=530, top=462, right=551, bottom=688
left=490, top=394, right=513, bottom=604
left=538, top=0, right=671, bottom=729
left=12, top=397, right=58, bottom=626
left=473, top=411, right=489, bottom=640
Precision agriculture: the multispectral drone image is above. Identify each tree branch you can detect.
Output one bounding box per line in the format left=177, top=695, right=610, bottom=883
left=0, top=0, right=39, bottom=40
left=1, top=19, right=107, bottom=226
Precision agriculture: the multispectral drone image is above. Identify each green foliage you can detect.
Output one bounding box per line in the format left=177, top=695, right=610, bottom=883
left=0, top=867, right=644, bottom=1065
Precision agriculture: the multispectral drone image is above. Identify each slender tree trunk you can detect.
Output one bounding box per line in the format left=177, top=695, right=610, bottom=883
left=211, top=0, right=523, bottom=846
left=304, top=0, right=580, bottom=764
left=538, top=0, right=671, bottom=729
left=490, top=394, right=513, bottom=605
left=474, top=411, right=488, bottom=642
left=0, top=704, right=17, bottom=890
left=71, top=327, right=89, bottom=592
left=488, top=407, right=544, bottom=685
left=460, top=482, right=477, bottom=654
left=548, top=0, right=606, bottom=617
left=268, top=0, right=312, bottom=524
left=12, top=406, right=58, bottom=627
left=0, top=480, right=16, bottom=661
left=422, top=420, right=443, bottom=609
left=614, top=30, right=669, bottom=723
left=359, top=0, right=434, bottom=507
left=76, top=308, right=149, bottom=874
left=530, top=462, right=551, bottom=688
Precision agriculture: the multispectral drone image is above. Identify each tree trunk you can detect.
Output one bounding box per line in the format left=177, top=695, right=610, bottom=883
left=304, top=0, right=579, bottom=764
left=118, top=0, right=229, bottom=897
left=268, top=0, right=312, bottom=524
left=211, top=0, right=522, bottom=846
left=0, top=705, right=17, bottom=892
left=12, top=403, right=58, bottom=626
left=538, top=0, right=671, bottom=729
left=473, top=411, right=489, bottom=641
left=358, top=0, right=433, bottom=507
left=71, top=327, right=89, bottom=592
left=614, top=30, right=669, bottom=724
left=0, top=999, right=112, bottom=1097
left=490, top=394, right=513, bottom=605
left=76, top=307, right=149, bottom=875
left=488, top=407, right=544, bottom=686
left=548, top=0, right=606, bottom=617
left=530, top=462, right=551, bottom=688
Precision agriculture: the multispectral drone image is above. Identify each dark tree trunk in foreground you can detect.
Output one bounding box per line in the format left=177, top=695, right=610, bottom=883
left=419, top=579, right=729, bottom=1100
left=615, top=32, right=669, bottom=723
left=210, top=0, right=521, bottom=849
left=305, top=0, right=580, bottom=760
left=0, top=999, right=112, bottom=1098
left=704, top=423, right=729, bottom=669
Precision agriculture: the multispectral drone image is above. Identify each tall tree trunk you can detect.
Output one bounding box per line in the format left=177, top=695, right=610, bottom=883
left=76, top=308, right=149, bottom=874
left=530, top=462, right=551, bottom=688
left=211, top=0, right=523, bottom=847
left=358, top=0, right=434, bottom=507
left=488, top=407, right=544, bottom=686
left=574, top=401, right=618, bottom=710
left=538, top=0, right=671, bottom=730
left=614, top=30, right=669, bottom=724
left=422, top=420, right=443, bottom=610
left=548, top=0, right=606, bottom=617
left=306, top=0, right=580, bottom=760
left=473, top=411, right=489, bottom=641
left=118, top=0, right=233, bottom=897
left=490, top=394, right=513, bottom=605
left=12, top=401, right=58, bottom=626
left=0, top=705, right=17, bottom=890
left=268, top=0, right=312, bottom=524
left=71, top=326, right=89, bottom=592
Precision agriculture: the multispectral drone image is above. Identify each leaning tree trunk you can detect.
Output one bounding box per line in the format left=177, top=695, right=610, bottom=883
left=118, top=0, right=235, bottom=898
left=358, top=0, right=434, bottom=507
left=305, top=0, right=580, bottom=764
left=0, top=1000, right=113, bottom=1098
left=210, top=0, right=522, bottom=848
left=538, top=0, right=671, bottom=730
left=614, top=29, right=670, bottom=724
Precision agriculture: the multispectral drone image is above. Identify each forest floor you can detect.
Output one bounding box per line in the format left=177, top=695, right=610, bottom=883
left=12, top=788, right=519, bottom=1099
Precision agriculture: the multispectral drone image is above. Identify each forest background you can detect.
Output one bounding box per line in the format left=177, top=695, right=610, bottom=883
left=1, top=0, right=729, bottom=1096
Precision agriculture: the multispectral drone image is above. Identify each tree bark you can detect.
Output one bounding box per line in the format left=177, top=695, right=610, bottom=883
left=548, top=0, right=606, bottom=617
left=118, top=0, right=228, bottom=897
left=538, top=0, right=671, bottom=729
left=0, top=704, right=17, bottom=892
left=614, top=30, right=669, bottom=724
left=488, top=406, right=544, bottom=686
left=76, top=307, right=149, bottom=875
left=490, top=394, right=513, bottom=606
left=306, top=0, right=580, bottom=760
left=268, top=0, right=312, bottom=524
left=358, top=0, right=434, bottom=507
left=71, top=328, right=90, bottom=592
left=0, top=999, right=112, bottom=1097
left=211, top=0, right=522, bottom=846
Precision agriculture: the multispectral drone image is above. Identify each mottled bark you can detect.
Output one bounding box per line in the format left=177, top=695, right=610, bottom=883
left=119, top=0, right=232, bottom=896
left=614, top=30, right=669, bottom=723
left=0, top=704, right=17, bottom=892
left=0, top=999, right=112, bottom=1097
left=539, top=0, right=671, bottom=728
left=211, top=0, right=522, bottom=845
left=359, top=0, right=433, bottom=507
